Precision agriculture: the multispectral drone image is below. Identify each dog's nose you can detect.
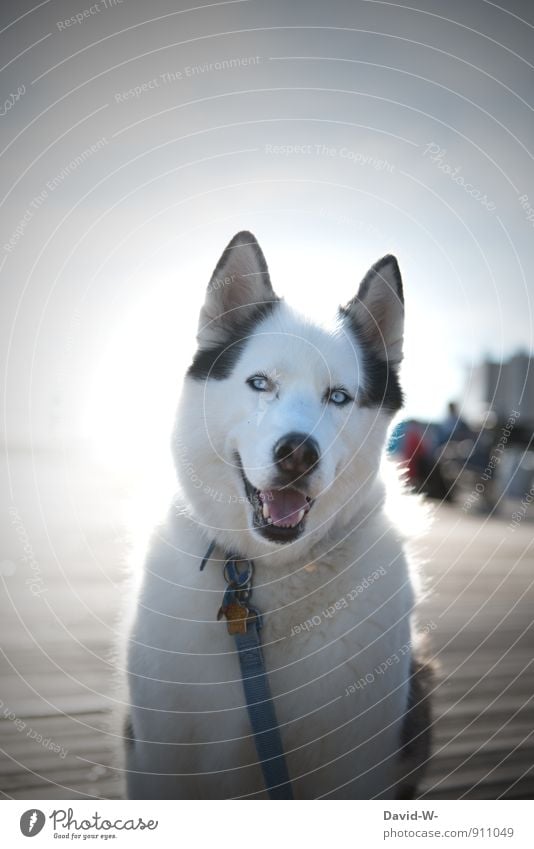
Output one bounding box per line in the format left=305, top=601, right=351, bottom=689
left=273, top=432, right=320, bottom=478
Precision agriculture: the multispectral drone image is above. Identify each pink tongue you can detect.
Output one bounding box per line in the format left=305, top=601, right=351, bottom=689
left=261, top=489, right=308, bottom=526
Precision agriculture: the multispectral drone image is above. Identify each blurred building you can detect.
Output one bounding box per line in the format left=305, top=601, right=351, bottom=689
left=464, top=353, right=534, bottom=431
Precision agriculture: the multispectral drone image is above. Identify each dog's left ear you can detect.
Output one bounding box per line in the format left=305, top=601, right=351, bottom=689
left=341, top=255, right=404, bottom=364
left=197, top=231, right=279, bottom=348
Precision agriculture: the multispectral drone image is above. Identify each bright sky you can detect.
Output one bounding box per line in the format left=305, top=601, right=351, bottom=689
left=1, top=0, right=533, bottom=473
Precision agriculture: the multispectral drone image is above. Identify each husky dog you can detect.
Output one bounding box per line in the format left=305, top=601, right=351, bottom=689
left=124, top=232, right=431, bottom=800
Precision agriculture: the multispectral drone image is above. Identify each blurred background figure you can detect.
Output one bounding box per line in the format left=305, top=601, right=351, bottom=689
left=390, top=354, right=534, bottom=514
left=437, top=401, right=472, bottom=445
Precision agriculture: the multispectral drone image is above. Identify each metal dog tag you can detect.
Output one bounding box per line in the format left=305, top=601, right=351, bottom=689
left=225, top=602, right=249, bottom=635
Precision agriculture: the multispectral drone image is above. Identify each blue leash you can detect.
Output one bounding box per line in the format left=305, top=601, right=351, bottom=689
left=201, top=543, right=293, bottom=800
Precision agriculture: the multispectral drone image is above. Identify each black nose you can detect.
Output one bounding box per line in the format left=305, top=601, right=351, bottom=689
left=273, top=432, right=320, bottom=479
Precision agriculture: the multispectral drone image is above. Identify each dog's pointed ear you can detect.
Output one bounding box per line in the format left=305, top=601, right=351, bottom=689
left=197, top=231, right=279, bottom=348
left=341, top=255, right=404, bottom=364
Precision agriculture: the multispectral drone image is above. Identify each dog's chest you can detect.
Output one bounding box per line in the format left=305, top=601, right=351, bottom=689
left=131, top=520, right=414, bottom=798
left=253, top=548, right=412, bottom=703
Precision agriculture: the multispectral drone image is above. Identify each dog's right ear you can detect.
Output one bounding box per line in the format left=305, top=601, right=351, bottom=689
left=341, top=255, right=404, bottom=364
left=197, top=231, right=279, bottom=349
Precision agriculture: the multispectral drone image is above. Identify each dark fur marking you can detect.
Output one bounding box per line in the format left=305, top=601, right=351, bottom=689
left=340, top=254, right=404, bottom=413
left=359, top=344, right=404, bottom=412
left=339, top=308, right=404, bottom=413
left=188, top=299, right=279, bottom=380
left=396, top=656, right=434, bottom=799
left=123, top=714, right=135, bottom=749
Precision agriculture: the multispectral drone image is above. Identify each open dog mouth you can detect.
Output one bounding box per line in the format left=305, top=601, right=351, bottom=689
left=240, top=467, right=313, bottom=544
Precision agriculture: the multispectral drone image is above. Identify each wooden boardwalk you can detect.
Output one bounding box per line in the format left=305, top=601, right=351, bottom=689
left=1, top=450, right=533, bottom=799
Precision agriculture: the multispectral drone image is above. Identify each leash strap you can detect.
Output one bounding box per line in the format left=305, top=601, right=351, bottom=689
left=234, top=622, right=293, bottom=800
left=202, top=545, right=293, bottom=799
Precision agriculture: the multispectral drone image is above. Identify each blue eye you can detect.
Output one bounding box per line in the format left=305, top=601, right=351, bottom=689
left=247, top=375, right=269, bottom=392
left=329, top=388, right=351, bottom=406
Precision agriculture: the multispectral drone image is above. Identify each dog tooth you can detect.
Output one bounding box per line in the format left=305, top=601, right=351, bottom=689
left=262, top=502, right=270, bottom=520
left=296, top=509, right=305, bottom=524
left=267, top=517, right=273, bottom=524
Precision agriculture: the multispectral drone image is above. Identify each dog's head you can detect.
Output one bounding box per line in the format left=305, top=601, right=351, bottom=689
left=174, top=231, right=404, bottom=560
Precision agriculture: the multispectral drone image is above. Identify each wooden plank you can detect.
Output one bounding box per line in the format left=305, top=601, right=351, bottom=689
left=1, top=455, right=533, bottom=799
